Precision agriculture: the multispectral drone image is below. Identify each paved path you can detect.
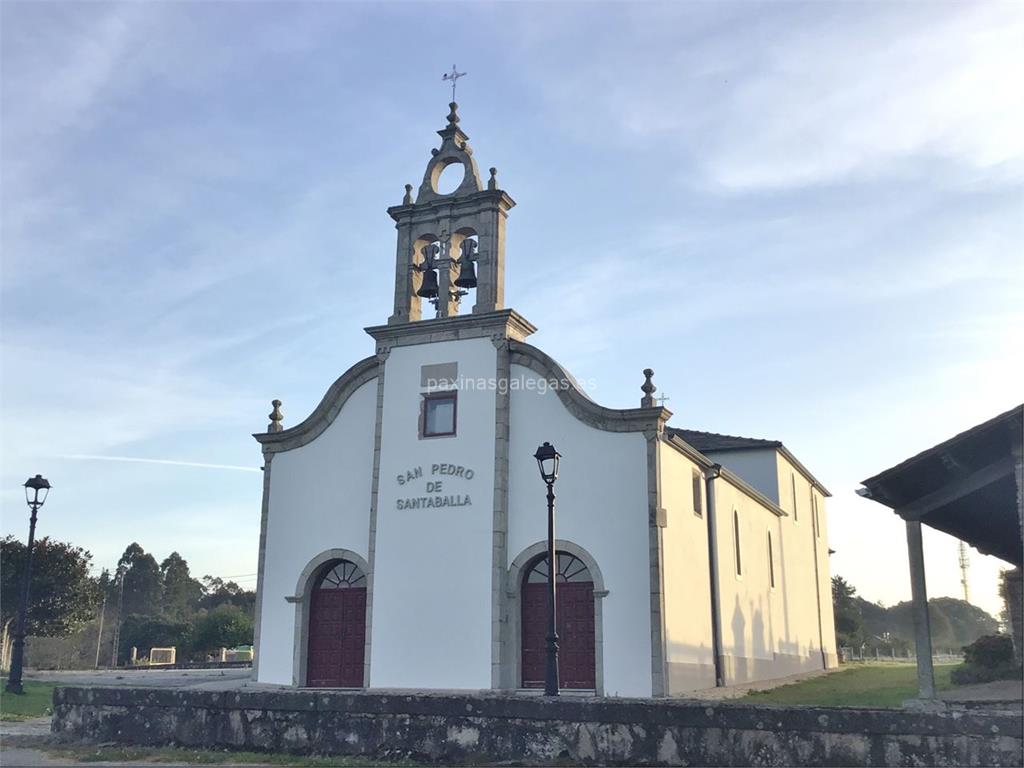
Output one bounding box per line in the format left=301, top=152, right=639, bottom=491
left=939, top=678, right=1023, bottom=704
left=25, top=668, right=253, bottom=691
left=1, top=717, right=65, bottom=767
left=684, top=666, right=837, bottom=700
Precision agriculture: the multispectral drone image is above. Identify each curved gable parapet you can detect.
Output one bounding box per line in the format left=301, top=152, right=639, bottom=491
left=253, top=356, right=379, bottom=454
left=509, top=342, right=670, bottom=434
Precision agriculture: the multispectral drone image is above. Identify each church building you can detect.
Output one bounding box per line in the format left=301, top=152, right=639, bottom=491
left=252, top=103, right=838, bottom=697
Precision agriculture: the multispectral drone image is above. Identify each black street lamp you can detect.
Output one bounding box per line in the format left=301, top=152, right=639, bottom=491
left=533, top=441, right=561, bottom=696
left=6, top=475, right=50, bottom=695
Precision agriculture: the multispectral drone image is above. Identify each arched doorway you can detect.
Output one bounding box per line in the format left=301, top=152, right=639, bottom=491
left=521, top=552, right=596, bottom=689
left=306, top=559, right=366, bottom=687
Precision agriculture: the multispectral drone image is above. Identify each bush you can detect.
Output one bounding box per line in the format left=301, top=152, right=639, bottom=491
left=962, top=634, right=1014, bottom=668
left=950, top=634, right=1020, bottom=686
left=191, top=604, right=253, bottom=656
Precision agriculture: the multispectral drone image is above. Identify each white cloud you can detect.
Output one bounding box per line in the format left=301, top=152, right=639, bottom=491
left=518, top=2, right=1024, bottom=190
left=54, top=454, right=261, bottom=473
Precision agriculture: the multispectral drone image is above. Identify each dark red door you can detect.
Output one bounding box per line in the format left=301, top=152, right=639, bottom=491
left=307, top=586, right=366, bottom=687
left=522, top=581, right=596, bottom=689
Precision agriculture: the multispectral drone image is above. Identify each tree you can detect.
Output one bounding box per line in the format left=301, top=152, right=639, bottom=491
left=192, top=605, right=254, bottom=655
left=118, top=614, right=192, bottom=663
left=1, top=536, right=101, bottom=670
left=160, top=553, right=202, bottom=621
left=116, top=543, right=163, bottom=617
left=930, top=597, right=999, bottom=647
left=199, top=576, right=255, bottom=616
left=831, top=576, right=864, bottom=648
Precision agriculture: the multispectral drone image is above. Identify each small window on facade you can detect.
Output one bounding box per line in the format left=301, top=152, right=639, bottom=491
left=692, top=471, right=703, bottom=517
left=733, top=510, right=742, bottom=576
left=768, top=531, right=776, bottom=589
left=791, top=473, right=799, bottom=522
left=422, top=391, right=457, bottom=437
left=812, top=494, right=821, bottom=539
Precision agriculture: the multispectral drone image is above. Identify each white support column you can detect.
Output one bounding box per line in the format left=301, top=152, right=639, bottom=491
left=904, top=518, right=935, bottom=699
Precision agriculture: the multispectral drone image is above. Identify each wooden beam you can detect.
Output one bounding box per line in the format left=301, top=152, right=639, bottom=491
left=897, top=456, right=1015, bottom=520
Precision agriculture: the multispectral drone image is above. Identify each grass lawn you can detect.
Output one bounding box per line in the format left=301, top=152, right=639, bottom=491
left=743, top=662, right=955, bottom=708
left=0, top=678, right=56, bottom=721
left=46, top=746, right=414, bottom=766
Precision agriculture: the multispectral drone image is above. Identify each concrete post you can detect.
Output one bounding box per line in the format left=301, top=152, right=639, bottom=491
left=905, top=519, right=935, bottom=699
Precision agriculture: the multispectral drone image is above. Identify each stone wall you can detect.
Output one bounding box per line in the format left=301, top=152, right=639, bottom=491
left=52, top=687, right=1022, bottom=767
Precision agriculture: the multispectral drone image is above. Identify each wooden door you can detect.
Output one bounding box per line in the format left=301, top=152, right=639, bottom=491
left=556, top=582, right=596, bottom=689
left=521, top=579, right=596, bottom=690
left=306, top=569, right=366, bottom=688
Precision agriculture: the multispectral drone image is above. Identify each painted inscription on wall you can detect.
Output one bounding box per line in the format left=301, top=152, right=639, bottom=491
left=395, top=463, right=474, bottom=510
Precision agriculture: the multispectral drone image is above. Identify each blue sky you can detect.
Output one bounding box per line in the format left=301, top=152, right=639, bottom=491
left=1, top=1, right=1021, bottom=618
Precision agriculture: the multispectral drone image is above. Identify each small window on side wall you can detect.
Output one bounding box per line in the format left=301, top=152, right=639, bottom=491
left=733, top=509, right=742, bottom=577
left=422, top=391, right=457, bottom=437
left=791, top=473, right=799, bottom=522
left=692, top=471, right=703, bottom=517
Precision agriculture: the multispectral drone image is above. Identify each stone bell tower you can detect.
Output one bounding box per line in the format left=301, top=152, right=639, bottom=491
left=387, top=103, right=515, bottom=324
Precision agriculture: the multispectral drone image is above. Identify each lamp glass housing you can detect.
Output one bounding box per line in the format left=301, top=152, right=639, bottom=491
left=533, top=442, right=560, bottom=484
left=23, top=475, right=51, bottom=507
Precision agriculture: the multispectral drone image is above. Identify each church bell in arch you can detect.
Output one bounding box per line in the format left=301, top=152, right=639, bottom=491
left=416, top=268, right=440, bottom=300
left=386, top=102, right=515, bottom=324
left=453, top=238, right=479, bottom=290
left=415, top=243, right=441, bottom=300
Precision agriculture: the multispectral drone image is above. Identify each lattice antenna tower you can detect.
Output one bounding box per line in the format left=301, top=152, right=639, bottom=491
left=958, top=540, right=970, bottom=603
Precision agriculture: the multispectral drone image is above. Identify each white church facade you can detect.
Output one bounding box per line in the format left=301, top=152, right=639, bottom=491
left=251, top=103, right=838, bottom=697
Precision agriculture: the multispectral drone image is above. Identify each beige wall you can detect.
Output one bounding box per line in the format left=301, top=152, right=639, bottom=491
left=712, top=478, right=787, bottom=684
left=659, top=444, right=716, bottom=694
left=773, top=453, right=838, bottom=673
left=659, top=442, right=838, bottom=692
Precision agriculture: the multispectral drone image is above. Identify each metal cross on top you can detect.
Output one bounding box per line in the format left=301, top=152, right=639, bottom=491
left=442, top=64, right=466, bottom=101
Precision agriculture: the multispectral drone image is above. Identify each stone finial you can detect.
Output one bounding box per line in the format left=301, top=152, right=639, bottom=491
left=447, top=102, right=460, bottom=127
left=641, top=368, right=656, bottom=408
left=488, top=167, right=498, bottom=191
left=268, top=399, right=284, bottom=433
left=403, top=184, right=413, bottom=205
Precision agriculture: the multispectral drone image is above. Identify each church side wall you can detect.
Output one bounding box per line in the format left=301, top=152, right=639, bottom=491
left=507, top=364, right=651, bottom=697
left=704, top=448, right=780, bottom=503
left=774, top=454, right=838, bottom=668
left=659, top=444, right=716, bottom=694
left=814, top=489, right=838, bottom=666
left=712, top=479, right=793, bottom=685
left=256, top=379, right=378, bottom=685
left=372, top=338, right=498, bottom=690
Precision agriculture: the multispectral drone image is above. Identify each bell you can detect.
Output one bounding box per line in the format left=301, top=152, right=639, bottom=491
left=454, top=238, right=478, bottom=289
left=454, top=259, right=477, bottom=289
left=417, top=268, right=439, bottom=299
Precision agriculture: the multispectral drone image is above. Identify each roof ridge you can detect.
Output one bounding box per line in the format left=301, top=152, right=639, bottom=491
left=667, top=426, right=780, bottom=445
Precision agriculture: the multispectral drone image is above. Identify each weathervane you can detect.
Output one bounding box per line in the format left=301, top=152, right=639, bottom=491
left=442, top=65, right=466, bottom=101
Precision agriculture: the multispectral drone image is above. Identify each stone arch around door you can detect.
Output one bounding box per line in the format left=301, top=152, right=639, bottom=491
left=506, top=540, right=607, bottom=694
left=289, top=548, right=371, bottom=687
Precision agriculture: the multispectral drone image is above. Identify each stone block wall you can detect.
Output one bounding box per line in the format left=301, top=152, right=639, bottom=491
left=52, top=687, right=1022, bottom=767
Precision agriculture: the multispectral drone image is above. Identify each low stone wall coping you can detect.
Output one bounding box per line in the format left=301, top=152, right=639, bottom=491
left=52, top=686, right=1023, bottom=767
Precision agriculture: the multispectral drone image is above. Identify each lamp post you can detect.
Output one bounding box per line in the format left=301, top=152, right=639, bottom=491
left=533, top=442, right=561, bottom=696
left=6, top=475, right=50, bottom=694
